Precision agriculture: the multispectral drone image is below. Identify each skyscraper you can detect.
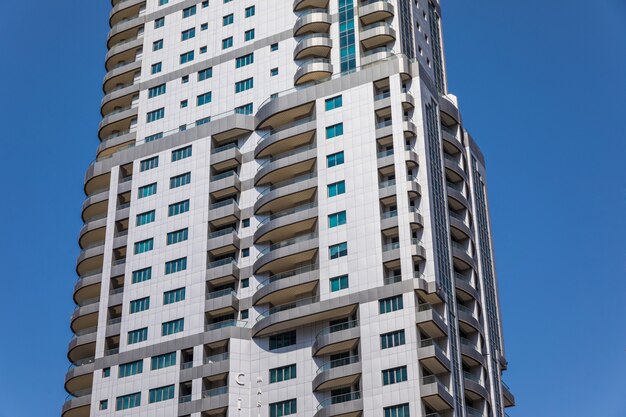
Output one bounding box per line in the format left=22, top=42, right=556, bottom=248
left=63, top=1, right=515, bottom=417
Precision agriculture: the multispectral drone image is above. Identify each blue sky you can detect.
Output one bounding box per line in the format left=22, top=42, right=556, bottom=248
left=0, top=1, right=624, bottom=416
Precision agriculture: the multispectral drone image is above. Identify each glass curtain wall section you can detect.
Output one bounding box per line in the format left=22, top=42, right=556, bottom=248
left=339, top=0, right=356, bottom=73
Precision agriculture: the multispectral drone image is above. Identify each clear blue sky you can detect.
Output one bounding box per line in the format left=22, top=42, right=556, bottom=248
left=0, top=1, right=623, bottom=416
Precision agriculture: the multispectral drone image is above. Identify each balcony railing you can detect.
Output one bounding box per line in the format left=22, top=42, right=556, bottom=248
left=315, top=320, right=359, bottom=341
left=257, top=144, right=316, bottom=170
left=382, top=242, right=400, bottom=251
left=257, top=202, right=317, bottom=228
left=209, top=198, right=238, bottom=210
left=256, top=263, right=319, bottom=289
left=205, top=319, right=247, bottom=332
left=208, top=227, right=237, bottom=240
left=377, top=148, right=394, bottom=158
left=316, top=355, right=360, bottom=374
left=206, top=288, right=236, bottom=300
left=211, top=142, right=239, bottom=154
left=316, top=391, right=361, bottom=411
left=257, top=295, right=320, bottom=320
left=256, top=232, right=318, bottom=258
left=204, top=352, right=230, bottom=364
left=257, top=172, right=316, bottom=198
left=378, top=178, right=396, bottom=189
left=207, top=257, right=237, bottom=270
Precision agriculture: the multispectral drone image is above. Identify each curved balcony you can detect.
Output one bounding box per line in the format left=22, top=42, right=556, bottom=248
left=81, top=191, right=109, bottom=222
left=294, top=59, right=333, bottom=85
left=444, top=154, right=468, bottom=183
left=294, top=9, right=332, bottom=36
left=103, top=59, right=141, bottom=94
left=253, top=232, right=319, bottom=274
left=84, top=171, right=111, bottom=197
left=455, top=274, right=480, bottom=305
left=294, top=34, right=332, bottom=60
left=61, top=393, right=91, bottom=417
left=457, top=304, right=483, bottom=334
left=255, top=144, right=317, bottom=186
left=416, top=304, right=448, bottom=338
left=449, top=212, right=472, bottom=241
left=441, top=125, right=463, bottom=153
left=209, top=199, right=240, bottom=228
left=421, top=375, right=454, bottom=411
left=313, top=355, right=361, bottom=391
left=361, top=46, right=394, bottom=66
left=254, top=172, right=318, bottom=214
left=73, top=271, right=102, bottom=305
left=76, top=245, right=104, bottom=278
left=451, top=242, right=476, bottom=270
left=313, top=320, right=360, bottom=356
left=67, top=331, right=97, bottom=365
left=408, top=207, right=424, bottom=228
left=96, top=130, right=137, bottom=160
left=460, top=337, right=486, bottom=368
left=253, top=263, right=319, bottom=306
left=463, top=372, right=490, bottom=401
left=98, top=106, right=137, bottom=141
left=110, top=0, right=145, bottom=27
left=78, top=217, right=106, bottom=250
left=105, top=37, right=142, bottom=71
left=439, top=95, right=461, bottom=125
left=255, top=116, right=316, bottom=158
left=418, top=338, right=451, bottom=374
left=359, top=0, right=394, bottom=26
left=210, top=171, right=241, bottom=200
left=108, top=12, right=144, bottom=45
left=206, top=258, right=240, bottom=286
left=253, top=295, right=358, bottom=337
left=314, top=391, right=362, bottom=417
left=64, top=361, right=94, bottom=396
left=403, top=117, right=418, bottom=138
left=211, top=143, right=242, bottom=172
left=101, top=82, right=139, bottom=116
left=447, top=182, right=471, bottom=212
left=255, top=201, right=318, bottom=244
left=256, top=94, right=315, bottom=130
left=205, top=289, right=239, bottom=316
left=502, top=381, right=516, bottom=407
left=360, top=22, right=396, bottom=50
left=71, top=299, right=99, bottom=333
left=294, top=0, right=329, bottom=11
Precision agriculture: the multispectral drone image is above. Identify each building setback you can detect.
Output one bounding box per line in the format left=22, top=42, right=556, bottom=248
left=63, top=1, right=515, bottom=417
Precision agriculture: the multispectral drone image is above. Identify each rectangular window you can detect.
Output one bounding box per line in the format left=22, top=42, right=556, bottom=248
left=328, top=211, right=346, bottom=228
left=222, top=37, right=233, bottom=49
left=235, top=103, right=253, bottom=115
left=326, top=123, right=344, bottom=139
left=140, top=156, right=159, bottom=171
left=382, top=366, right=408, bottom=386
left=167, top=228, right=188, bottom=245
left=235, top=53, right=254, bottom=68
left=330, top=275, right=349, bottom=292
left=153, top=39, right=163, bottom=51
left=118, top=360, right=143, bottom=378
left=172, top=145, right=192, bottom=161
left=198, top=67, right=213, bottom=81
left=270, top=67, right=278, bottom=76
left=127, top=327, right=148, bottom=345
left=145, top=132, right=163, bottom=142
left=269, top=364, right=296, bottom=383
left=151, top=62, right=162, bottom=74
left=384, top=404, right=410, bottom=417
left=270, top=43, right=279, bottom=51
left=269, top=330, right=296, bottom=350
left=379, top=295, right=404, bottom=314
left=181, top=28, right=196, bottom=41
left=325, top=95, right=343, bottom=111
left=162, top=318, right=184, bottom=336
left=138, top=183, right=157, bottom=198
left=196, top=116, right=211, bottom=126
left=130, top=297, right=150, bottom=314
left=147, top=108, right=165, bottom=123
left=132, top=267, right=152, bottom=284
left=163, top=287, right=186, bottom=305
left=165, top=257, right=187, bottom=274
left=327, top=181, right=346, bottom=197
left=329, top=242, right=348, bottom=259
left=245, top=29, right=255, bottom=41
left=136, top=210, right=155, bottom=226
left=154, top=17, right=164, bottom=28
left=327, top=151, right=344, bottom=167
left=151, top=352, right=176, bottom=370
left=202, top=0, right=208, bottom=7
left=197, top=92, right=212, bottom=106
left=149, top=385, right=175, bottom=404
left=170, top=172, right=191, bottom=188
left=116, top=392, right=141, bottom=411
left=180, top=51, right=195, bottom=64
left=235, top=78, right=254, bottom=93
left=102, top=368, right=110, bottom=378
left=182, top=5, right=196, bottom=18
left=269, top=399, right=297, bottom=417
left=168, top=200, right=190, bottom=216
left=100, top=400, right=108, bottom=410
left=201, top=23, right=208, bottom=30
left=148, top=84, right=166, bottom=98
left=245, top=6, right=256, bottom=17
left=134, top=238, right=154, bottom=254
left=381, top=330, right=406, bottom=349
left=223, top=14, right=233, bottom=25
left=158, top=0, right=168, bottom=5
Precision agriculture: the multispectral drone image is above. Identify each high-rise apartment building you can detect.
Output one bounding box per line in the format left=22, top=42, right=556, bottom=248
left=63, top=1, right=515, bottom=417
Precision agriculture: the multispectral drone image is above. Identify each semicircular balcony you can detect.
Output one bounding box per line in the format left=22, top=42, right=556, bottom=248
left=70, top=297, right=100, bottom=334
left=76, top=245, right=104, bottom=278
left=78, top=217, right=106, bottom=250
left=84, top=171, right=111, bottom=198
left=439, top=95, right=461, bottom=126
left=103, top=59, right=141, bottom=94
left=313, top=355, right=361, bottom=391
left=255, top=144, right=317, bottom=186
left=360, top=21, right=396, bottom=50
left=105, top=37, right=142, bottom=71
left=312, top=320, right=360, bottom=356
left=294, top=0, right=329, bottom=11
left=449, top=211, right=472, bottom=242
left=81, top=191, right=109, bottom=223
left=61, top=393, right=91, bottom=417
left=254, top=202, right=318, bottom=244
left=255, top=116, right=316, bottom=158
left=444, top=153, right=468, bottom=183
left=73, top=271, right=102, bottom=306
left=463, top=371, right=490, bottom=402
left=253, top=263, right=319, bottom=306
left=441, top=124, right=463, bottom=153
left=254, top=172, right=318, bottom=214
left=457, top=303, right=483, bottom=334
left=294, top=34, right=332, bottom=60
left=253, top=294, right=358, bottom=338
left=253, top=232, right=319, bottom=275
left=455, top=272, right=480, bottom=305
left=359, top=0, right=395, bottom=26
left=460, top=337, right=486, bottom=369
left=451, top=240, right=476, bottom=271
left=65, top=362, right=94, bottom=397
left=446, top=180, right=471, bottom=212
left=96, top=131, right=137, bottom=161
left=314, top=391, right=363, bottom=417
left=110, top=0, right=146, bottom=27
left=67, top=331, right=97, bottom=366
left=294, top=59, right=333, bottom=86
left=294, top=9, right=332, bottom=36
left=98, top=106, right=138, bottom=141
left=108, top=12, right=144, bottom=45
left=101, top=82, right=140, bottom=115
